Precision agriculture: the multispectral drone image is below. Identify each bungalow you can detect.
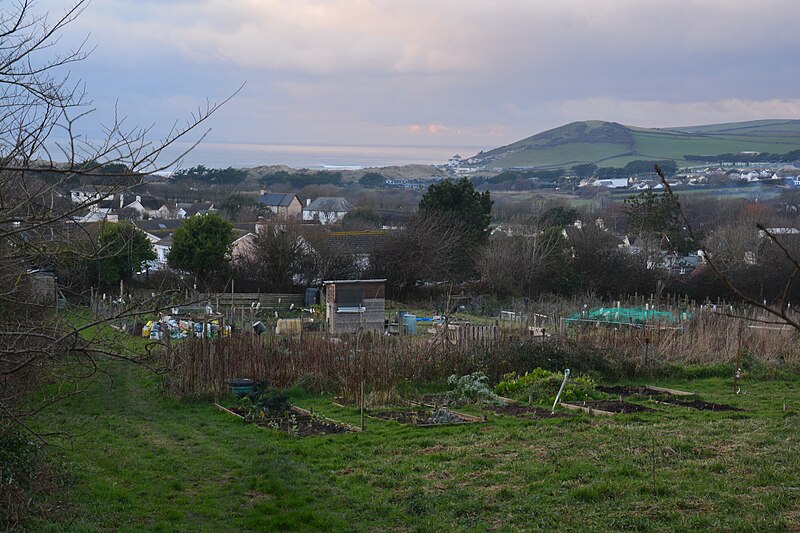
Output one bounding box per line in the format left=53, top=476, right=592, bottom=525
left=180, top=202, right=215, bottom=217
left=594, top=178, right=630, bottom=189
left=131, top=219, right=183, bottom=244
left=77, top=200, right=119, bottom=223
left=302, top=197, right=353, bottom=225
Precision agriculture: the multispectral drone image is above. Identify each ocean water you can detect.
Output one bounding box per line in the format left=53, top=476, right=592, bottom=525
left=157, top=141, right=483, bottom=170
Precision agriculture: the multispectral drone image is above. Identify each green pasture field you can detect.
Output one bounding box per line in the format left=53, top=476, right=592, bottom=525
left=28, top=356, right=799, bottom=532
left=488, top=184, right=784, bottom=215
left=483, top=120, right=800, bottom=169
left=607, top=186, right=782, bottom=203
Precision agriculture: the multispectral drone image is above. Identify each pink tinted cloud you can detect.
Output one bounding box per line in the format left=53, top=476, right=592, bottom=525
left=407, top=123, right=450, bottom=135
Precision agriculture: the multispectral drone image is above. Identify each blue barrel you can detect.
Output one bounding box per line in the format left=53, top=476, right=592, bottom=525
left=230, top=378, right=254, bottom=396
left=305, top=287, right=319, bottom=306
left=402, top=314, right=417, bottom=335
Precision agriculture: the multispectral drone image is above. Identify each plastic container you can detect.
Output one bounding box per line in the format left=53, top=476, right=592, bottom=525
left=304, top=287, right=319, bottom=306
left=252, top=321, right=267, bottom=335
left=402, top=314, right=417, bottom=335
left=229, top=378, right=254, bottom=396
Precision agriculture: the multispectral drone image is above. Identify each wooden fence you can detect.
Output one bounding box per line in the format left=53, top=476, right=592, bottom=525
left=430, top=322, right=546, bottom=351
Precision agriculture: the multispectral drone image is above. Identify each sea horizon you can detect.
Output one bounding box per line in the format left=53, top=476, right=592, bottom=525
left=156, top=141, right=486, bottom=171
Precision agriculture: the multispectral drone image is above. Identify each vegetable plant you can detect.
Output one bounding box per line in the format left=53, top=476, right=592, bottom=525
left=494, top=368, right=603, bottom=404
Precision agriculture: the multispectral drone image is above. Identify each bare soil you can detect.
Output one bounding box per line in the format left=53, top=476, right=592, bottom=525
left=371, top=409, right=435, bottom=425
left=598, top=386, right=662, bottom=397
left=370, top=409, right=473, bottom=426
left=418, top=394, right=463, bottom=407
left=484, top=405, right=573, bottom=418
left=656, top=397, right=743, bottom=412
left=577, top=400, right=654, bottom=414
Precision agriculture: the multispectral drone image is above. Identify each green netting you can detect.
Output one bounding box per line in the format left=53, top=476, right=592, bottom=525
left=565, top=306, right=692, bottom=325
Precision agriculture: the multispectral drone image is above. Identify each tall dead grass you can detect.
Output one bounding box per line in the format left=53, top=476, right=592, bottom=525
left=566, top=311, right=800, bottom=367
left=161, top=333, right=525, bottom=400
left=161, top=312, right=799, bottom=399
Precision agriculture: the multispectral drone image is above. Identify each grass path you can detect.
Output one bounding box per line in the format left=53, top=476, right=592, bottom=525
left=31, top=361, right=800, bottom=532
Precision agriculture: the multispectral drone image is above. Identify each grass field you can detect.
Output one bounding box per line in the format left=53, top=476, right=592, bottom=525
left=481, top=119, right=800, bottom=169
left=488, top=183, right=782, bottom=214
left=28, top=356, right=800, bottom=532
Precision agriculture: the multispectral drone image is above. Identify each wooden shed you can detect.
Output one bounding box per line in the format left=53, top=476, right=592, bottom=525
left=323, top=279, right=386, bottom=334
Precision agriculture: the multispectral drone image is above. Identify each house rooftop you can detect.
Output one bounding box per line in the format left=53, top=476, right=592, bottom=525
left=258, top=193, right=298, bottom=207
left=326, top=230, right=386, bottom=255
left=70, top=184, right=116, bottom=193
left=138, top=197, right=162, bottom=210
left=181, top=202, right=215, bottom=216
left=132, top=219, right=183, bottom=232
left=306, top=197, right=353, bottom=212
left=323, top=279, right=387, bottom=285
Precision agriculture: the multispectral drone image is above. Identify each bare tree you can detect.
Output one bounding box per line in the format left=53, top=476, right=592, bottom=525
left=234, top=223, right=307, bottom=291
left=657, top=165, right=800, bottom=329
left=0, top=1, right=234, bottom=434
left=478, top=216, right=566, bottom=297
left=298, top=230, right=362, bottom=284
left=371, top=211, right=469, bottom=297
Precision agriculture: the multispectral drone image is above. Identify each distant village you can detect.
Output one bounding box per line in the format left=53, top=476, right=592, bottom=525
left=444, top=153, right=800, bottom=191
left=58, top=146, right=800, bottom=290
left=65, top=184, right=384, bottom=276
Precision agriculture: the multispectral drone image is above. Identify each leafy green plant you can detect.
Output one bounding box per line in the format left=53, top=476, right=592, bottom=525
left=237, top=383, right=292, bottom=420
left=446, top=372, right=506, bottom=405
left=494, top=368, right=603, bottom=404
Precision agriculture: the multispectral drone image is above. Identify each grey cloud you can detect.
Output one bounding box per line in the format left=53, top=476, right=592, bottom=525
left=32, top=0, right=800, bottom=148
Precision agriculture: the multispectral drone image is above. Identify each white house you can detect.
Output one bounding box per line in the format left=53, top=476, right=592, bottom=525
left=69, top=186, right=114, bottom=204
left=153, top=236, right=172, bottom=267
left=594, top=178, right=630, bottom=188
left=123, top=195, right=164, bottom=219
left=302, top=197, right=353, bottom=225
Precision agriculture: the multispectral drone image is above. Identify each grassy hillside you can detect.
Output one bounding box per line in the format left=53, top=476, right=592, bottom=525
left=476, top=119, right=800, bottom=169
left=27, top=358, right=800, bottom=531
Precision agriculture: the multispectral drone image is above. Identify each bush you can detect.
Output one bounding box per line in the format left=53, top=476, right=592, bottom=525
left=494, top=368, right=603, bottom=404
left=237, top=383, right=292, bottom=420
left=446, top=372, right=506, bottom=405
left=507, top=337, right=637, bottom=379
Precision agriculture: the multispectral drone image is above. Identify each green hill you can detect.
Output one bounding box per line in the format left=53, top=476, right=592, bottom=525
left=474, top=119, right=800, bottom=169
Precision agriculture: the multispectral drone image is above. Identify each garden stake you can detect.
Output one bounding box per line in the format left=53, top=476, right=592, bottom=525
left=360, top=380, right=365, bottom=431
left=734, top=321, right=743, bottom=394
left=551, top=369, right=570, bottom=414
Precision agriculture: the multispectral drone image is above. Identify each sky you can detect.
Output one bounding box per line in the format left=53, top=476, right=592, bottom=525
left=35, top=0, right=800, bottom=153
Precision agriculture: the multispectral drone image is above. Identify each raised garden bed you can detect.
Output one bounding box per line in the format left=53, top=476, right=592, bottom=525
left=653, top=397, right=744, bottom=411
left=598, top=385, right=693, bottom=397
left=253, top=415, right=353, bottom=436
left=560, top=400, right=655, bottom=415
left=214, top=403, right=361, bottom=436
left=370, top=407, right=484, bottom=427
left=484, top=404, right=573, bottom=418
